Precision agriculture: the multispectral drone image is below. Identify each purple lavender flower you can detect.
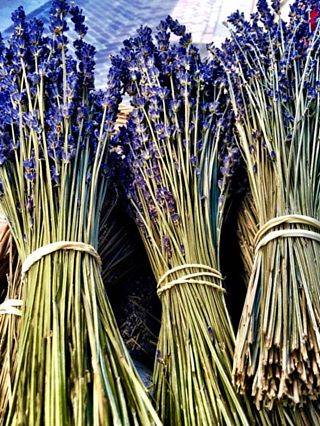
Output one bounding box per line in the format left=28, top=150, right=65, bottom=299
left=162, top=235, right=172, bottom=258
left=109, top=16, right=237, bottom=251
left=49, top=0, right=69, bottom=36
left=0, top=0, right=122, bottom=211
left=23, top=157, right=37, bottom=181
left=70, top=5, right=87, bottom=37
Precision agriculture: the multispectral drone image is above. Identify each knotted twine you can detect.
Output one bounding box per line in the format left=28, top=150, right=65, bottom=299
left=0, top=299, right=23, bottom=316
left=0, top=241, right=101, bottom=316
left=156, top=215, right=320, bottom=296
left=157, top=263, right=225, bottom=297
left=254, top=214, right=320, bottom=252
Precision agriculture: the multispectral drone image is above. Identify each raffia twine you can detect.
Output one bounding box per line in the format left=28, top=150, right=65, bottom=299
left=157, top=263, right=225, bottom=297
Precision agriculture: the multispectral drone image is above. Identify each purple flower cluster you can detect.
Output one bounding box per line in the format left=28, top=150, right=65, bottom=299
left=0, top=0, right=121, bottom=200
left=109, top=17, right=238, bottom=248
left=216, top=0, right=320, bottom=113
left=210, top=0, right=320, bottom=166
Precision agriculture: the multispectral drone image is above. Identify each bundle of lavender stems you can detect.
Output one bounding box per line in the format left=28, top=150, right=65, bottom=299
left=108, top=17, right=284, bottom=425
left=237, top=192, right=320, bottom=424
left=2, top=0, right=320, bottom=423
left=0, top=1, right=160, bottom=423
left=213, top=0, right=320, bottom=409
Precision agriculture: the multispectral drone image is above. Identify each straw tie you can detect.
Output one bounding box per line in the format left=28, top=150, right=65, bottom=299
left=0, top=299, right=23, bottom=316
left=21, top=241, right=101, bottom=277
left=254, top=214, right=320, bottom=253
left=157, top=263, right=224, bottom=297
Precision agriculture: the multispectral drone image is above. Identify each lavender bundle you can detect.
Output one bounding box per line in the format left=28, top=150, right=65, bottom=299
left=0, top=191, right=136, bottom=423
left=0, top=2, right=160, bottom=424
left=214, top=0, right=320, bottom=408
left=110, top=18, right=258, bottom=425
left=237, top=194, right=320, bottom=425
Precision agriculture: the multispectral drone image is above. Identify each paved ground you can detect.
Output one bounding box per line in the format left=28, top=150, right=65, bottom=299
left=0, top=0, right=45, bottom=30
left=0, top=0, right=261, bottom=87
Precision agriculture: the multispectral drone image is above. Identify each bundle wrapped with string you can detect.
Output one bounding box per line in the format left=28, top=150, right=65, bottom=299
left=0, top=189, right=138, bottom=424
left=214, top=0, right=320, bottom=409
left=237, top=193, right=320, bottom=424
left=109, top=17, right=268, bottom=425
left=0, top=2, right=160, bottom=424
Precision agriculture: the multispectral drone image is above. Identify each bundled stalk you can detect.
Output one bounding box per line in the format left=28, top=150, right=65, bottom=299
left=237, top=193, right=320, bottom=425
left=0, top=107, right=135, bottom=423
left=0, top=191, right=137, bottom=423
left=0, top=2, right=160, bottom=424
left=110, top=17, right=262, bottom=425
left=214, top=0, right=320, bottom=408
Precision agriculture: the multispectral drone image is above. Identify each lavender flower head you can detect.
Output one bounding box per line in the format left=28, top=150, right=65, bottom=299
left=210, top=0, right=320, bottom=165
left=110, top=16, right=238, bottom=258
left=0, top=0, right=121, bottom=224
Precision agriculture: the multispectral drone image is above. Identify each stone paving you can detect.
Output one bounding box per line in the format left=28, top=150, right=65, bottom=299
left=0, top=0, right=289, bottom=86
left=0, top=0, right=257, bottom=87
left=0, top=0, right=44, bottom=30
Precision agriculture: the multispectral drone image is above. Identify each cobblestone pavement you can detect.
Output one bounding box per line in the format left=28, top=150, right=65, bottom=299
left=0, top=0, right=287, bottom=87
left=0, top=0, right=44, bottom=30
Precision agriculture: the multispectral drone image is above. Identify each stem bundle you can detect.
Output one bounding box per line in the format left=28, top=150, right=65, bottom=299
left=111, top=18, right=264, bottom=425
left=217, top=0, right=320, bottom=408
left=0, top=3, right=160, bottom=424
left=237, top=193, right=320, bottom=425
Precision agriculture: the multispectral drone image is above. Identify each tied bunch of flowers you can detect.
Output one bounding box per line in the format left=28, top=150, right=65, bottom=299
left=213, top=0, right=320, bottom=409
left=0, top=189, right=138, bottom=423
left=109, top=17, right=261, bottom=425
left=0, top=2, right=160, bottom=424
left=236, top=194, right=320, bottom=424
